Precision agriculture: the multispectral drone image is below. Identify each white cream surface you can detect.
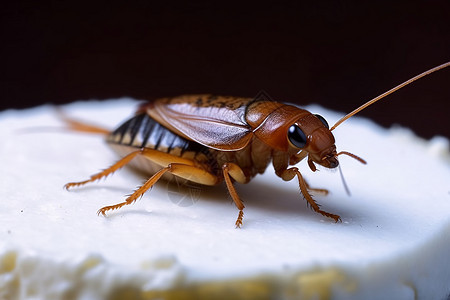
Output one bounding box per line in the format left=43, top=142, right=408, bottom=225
left=0, top=99, right=449, bottom=300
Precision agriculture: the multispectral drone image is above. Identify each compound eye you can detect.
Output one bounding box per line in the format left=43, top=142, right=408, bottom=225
left=288, top=125, right=307, bottom=148
left=315, top=114, right=329, bottom=129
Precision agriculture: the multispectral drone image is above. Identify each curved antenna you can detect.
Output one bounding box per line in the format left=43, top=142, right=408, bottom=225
left=330, top=61, right=450, bottom=131
left=336, top=151, right=367, bottom=165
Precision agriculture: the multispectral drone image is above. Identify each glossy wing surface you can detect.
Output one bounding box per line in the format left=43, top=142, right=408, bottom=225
left=148, top=95, right=254, bottom=151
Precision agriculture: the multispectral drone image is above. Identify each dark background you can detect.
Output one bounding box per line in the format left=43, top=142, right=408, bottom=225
left=2, top=1, right=449, bottom=138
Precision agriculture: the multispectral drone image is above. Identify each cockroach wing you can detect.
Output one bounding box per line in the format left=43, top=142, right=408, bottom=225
left=148, top=100, right=253, bottom=151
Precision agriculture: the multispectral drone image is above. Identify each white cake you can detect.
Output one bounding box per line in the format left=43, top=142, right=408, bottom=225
left=0, top=99, right=449, bottom=299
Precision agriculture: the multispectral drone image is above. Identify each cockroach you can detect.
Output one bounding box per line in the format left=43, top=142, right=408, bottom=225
left=64, top=62, right=449, bottom=227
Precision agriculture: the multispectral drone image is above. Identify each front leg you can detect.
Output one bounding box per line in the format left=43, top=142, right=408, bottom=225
left=279, top=167, right=341, bottom=222
left=288, top=152, right=328, bottom=195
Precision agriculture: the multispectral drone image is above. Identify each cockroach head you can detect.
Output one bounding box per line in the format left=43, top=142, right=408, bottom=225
left=289, top=62, right=450, bottom=171
left=287, top=113, right=340, bottom=170
left=287, top=112, right=366, bottom=171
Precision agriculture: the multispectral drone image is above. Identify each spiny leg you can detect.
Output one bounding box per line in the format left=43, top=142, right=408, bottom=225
left=97, top=165, right=171, bottom=215
left=281, top=167, right=341, bottom=222
left=222, top=163, right=248, bottom=228
left=65, top=148, right=197, bottom=190
left=98, top=162, right=219, bottom=216
left=65, top=150, right=143, bottom=189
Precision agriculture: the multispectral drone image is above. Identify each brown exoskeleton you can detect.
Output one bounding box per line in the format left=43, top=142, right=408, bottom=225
left=65, top=62, right=449, bottom=227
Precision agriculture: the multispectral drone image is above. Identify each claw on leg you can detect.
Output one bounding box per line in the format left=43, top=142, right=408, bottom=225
left=235, top=210, right=244, bottom=228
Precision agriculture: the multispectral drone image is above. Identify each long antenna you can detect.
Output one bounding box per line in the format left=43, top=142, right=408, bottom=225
left=330, top=61, right=450, bottom=131
left=338, top=164, right=351, bottom=196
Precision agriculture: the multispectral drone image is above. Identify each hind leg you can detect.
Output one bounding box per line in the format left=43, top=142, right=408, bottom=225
left=65, top=148, right=198, bottom=189
left=66, top=148, right=218, bottom=215
left=97, top=162, right=219, bottom=215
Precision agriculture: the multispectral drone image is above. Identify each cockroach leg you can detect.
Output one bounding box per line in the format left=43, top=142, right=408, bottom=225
left=64, top=150, right=143, bottom=190
left=65, top=148, right=198, bottom=190
left=280, top=167, right=341, bottom=222
left=97, top=162, right=219, bottom=216
left=97, top=165, right=172, bottom=215
left=222, top=163, right=248, bottom=228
